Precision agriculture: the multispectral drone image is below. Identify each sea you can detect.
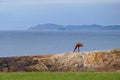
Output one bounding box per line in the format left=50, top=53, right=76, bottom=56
left=0, top=30, right=120, bottom=57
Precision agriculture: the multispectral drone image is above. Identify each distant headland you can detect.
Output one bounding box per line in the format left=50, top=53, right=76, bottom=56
left=28, top=23, right=120, bottom=31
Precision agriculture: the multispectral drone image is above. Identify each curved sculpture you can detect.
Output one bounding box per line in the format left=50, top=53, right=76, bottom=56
left=73, top=42, right=83, bottom=52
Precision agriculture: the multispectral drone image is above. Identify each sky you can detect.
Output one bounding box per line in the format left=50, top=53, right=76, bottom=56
left=0, top=0, right=120, bottom=30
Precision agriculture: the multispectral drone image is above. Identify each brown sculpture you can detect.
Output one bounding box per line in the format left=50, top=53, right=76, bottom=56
left=73, top=42, right=83, bottom=52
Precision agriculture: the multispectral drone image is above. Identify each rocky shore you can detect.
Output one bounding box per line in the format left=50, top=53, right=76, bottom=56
left=0, top=48, right=120, bottom=72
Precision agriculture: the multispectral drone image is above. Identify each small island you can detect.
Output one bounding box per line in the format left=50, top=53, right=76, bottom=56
left=28, top=24, right=120, bottom=31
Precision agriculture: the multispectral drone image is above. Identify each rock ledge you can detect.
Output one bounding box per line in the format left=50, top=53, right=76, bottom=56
left=0, top=49, right=120, bottom=72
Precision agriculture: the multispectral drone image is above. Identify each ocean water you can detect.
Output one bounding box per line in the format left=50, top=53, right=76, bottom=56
left=0, top=30, right=120, bottom=57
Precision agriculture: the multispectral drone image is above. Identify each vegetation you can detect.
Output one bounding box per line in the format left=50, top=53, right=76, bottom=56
left=0, top=72, right=120, bottom=80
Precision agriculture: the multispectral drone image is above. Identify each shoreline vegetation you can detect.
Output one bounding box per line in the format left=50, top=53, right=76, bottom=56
left=0, top=48, right=120, bottom=72
left=0, top=72, right=120, bottom=80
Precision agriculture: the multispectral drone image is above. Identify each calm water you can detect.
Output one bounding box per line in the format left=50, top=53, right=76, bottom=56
left=0, top=30, right=120, bottom=57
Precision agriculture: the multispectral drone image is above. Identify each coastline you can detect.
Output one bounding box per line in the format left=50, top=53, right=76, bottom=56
left=0, top=48, right=120, bottom=72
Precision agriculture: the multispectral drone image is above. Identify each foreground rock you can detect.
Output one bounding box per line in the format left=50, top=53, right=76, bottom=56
left=0, top=49, right=120, bottom=72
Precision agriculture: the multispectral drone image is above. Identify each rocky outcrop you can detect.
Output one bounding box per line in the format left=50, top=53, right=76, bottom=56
left=0, top=49, right=120, bottom=72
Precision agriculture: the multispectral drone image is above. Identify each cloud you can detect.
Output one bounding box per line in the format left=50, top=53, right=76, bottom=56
left=0, top=0, right=120, bottom=5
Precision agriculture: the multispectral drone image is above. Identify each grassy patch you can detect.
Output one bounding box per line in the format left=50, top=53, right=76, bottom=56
left=0, top=72, right=120, bottom=80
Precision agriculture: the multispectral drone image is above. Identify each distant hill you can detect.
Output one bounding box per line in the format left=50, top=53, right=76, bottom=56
left=28, top=24, right=120, bottom=31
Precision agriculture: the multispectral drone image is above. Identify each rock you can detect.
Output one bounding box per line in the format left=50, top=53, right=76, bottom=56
left=0, top=48, right=120, bottom=72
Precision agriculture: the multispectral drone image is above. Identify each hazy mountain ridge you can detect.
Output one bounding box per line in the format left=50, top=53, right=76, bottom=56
left=28, top=24, right=120, bottom=30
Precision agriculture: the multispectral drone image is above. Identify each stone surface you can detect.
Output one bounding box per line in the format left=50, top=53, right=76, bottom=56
left=0, top=49, right=120, bottom=72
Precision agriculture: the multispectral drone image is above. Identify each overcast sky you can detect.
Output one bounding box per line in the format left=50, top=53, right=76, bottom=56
left=1, top=0, right=120, bottom=4
left=0, top=0, right=120, bottom=30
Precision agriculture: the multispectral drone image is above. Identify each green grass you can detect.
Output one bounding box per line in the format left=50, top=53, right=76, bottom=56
left=0, top=72, right=120, bottom=80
